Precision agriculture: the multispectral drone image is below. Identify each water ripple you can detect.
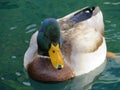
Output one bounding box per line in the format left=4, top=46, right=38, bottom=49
left=110, top=24, right=117, bottom=28
left=25, top=24, right=37, bottom=33
left=0, top=1, right=19, bottom=9
left=11, top=56, right=16, bottom=59
left=105, top=20, right=111, bottom=23
left=105, top=29, right=114, bottom=33
left=26, top=24, right=37, bottom=30
left=10, top=26, right=17, bottom=30
left=103, top=2, right=120, bottom=5
left=112, top=2, right=120, bottom=5
left=22, top=81, right=31, bottom=86
left=15, top=72, right=21, bottom=76
left=106, top=32, right=120, bottom=42
left=1, top=77, right=5, bottom=80
left=103, top=2, right=111, bottom=5
left=26, top=28, right=37, bottom=33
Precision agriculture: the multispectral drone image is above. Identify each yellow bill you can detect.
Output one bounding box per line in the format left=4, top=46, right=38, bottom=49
left=48, top=43, right=64, bottom=70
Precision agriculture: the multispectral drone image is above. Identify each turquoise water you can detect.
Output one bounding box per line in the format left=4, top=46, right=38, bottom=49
left=0, top=0, right=120, bottom=90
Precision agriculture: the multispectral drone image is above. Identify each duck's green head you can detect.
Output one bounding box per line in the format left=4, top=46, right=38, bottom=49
left=37, top=18, right=64, bottom=70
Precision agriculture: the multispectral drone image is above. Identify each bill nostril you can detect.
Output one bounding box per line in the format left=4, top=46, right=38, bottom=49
left=57, top=64, right=62, bottom=70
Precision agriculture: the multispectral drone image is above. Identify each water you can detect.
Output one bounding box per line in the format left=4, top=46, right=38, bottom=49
left=0, top=0, right=120, bottom=90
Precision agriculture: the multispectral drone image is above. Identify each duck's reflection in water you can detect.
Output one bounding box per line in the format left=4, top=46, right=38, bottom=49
left=29, top=60, right=106, bottom=90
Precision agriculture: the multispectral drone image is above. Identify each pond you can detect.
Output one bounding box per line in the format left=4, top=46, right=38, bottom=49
left=0, top=0, right=120, bottom=90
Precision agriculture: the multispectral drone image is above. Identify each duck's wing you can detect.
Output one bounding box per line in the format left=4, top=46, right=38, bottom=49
left=24, top=31, right=38, bottom=69
left=57, top=7, right=93, bottom=30
left=58, top=7, right=104, bottom=35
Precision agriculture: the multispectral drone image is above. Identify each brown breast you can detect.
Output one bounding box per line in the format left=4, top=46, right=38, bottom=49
left=27, top=57, right=75, bottom=82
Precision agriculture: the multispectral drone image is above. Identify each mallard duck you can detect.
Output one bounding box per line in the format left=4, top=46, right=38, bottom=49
left=24, top=6, right=107, bottom=82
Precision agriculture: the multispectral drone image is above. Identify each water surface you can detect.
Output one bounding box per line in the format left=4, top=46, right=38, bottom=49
left=0, top=0, right=120, bottom=90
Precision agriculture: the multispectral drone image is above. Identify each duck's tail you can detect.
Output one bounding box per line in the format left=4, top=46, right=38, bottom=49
left=107, top=52, right=120, bottom=58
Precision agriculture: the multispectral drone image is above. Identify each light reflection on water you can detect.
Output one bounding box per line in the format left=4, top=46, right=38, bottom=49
left=0, top=0, right=120, bottom=90
left=103, top=2, right=120, bottom=5
left=25, top=24, right=37, bottom=33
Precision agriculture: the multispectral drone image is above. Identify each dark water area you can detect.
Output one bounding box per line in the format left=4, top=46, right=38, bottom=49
left=0, top=0, right=120, bottom=90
